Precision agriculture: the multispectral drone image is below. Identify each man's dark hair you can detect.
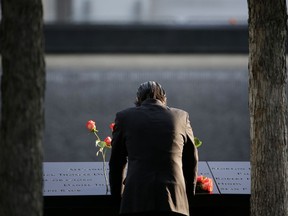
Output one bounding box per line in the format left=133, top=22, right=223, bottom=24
left=135, top=81, right=167, bottom=106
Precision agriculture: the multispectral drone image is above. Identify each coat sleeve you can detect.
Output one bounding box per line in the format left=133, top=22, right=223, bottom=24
left=109, top=112, right=128, bottom=206
left=182, top=112, right=198, bottom=202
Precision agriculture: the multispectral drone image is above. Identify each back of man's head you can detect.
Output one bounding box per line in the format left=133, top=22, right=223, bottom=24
left=135, top=81, right=167, bottom=106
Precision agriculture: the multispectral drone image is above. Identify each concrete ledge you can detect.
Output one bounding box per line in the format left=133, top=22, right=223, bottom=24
left=43, top=162, right=250, bottom=216
left=45, top=54, right=249, bottom=70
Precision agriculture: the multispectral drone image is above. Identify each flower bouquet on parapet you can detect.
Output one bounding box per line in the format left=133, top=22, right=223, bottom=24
left=86, top=120, right=115, bottom=195
left=193, top=137, right=213, bottom=193
left=196, top=175, right=213, bottom=194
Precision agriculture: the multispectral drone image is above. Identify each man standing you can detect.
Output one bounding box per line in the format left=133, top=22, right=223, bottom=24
left=109, top=81, right=198, bottom=216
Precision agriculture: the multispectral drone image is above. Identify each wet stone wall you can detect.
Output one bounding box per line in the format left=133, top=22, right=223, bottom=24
left=44, top=66, right=249, bottom=162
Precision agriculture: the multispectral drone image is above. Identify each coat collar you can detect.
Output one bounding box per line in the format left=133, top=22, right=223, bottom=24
left=141, top=98, right=166, bottom=108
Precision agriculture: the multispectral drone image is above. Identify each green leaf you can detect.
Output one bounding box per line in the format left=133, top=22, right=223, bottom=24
left=96, top=140, right=107, bottom=149
left=194, top=137, right=202, bottom=148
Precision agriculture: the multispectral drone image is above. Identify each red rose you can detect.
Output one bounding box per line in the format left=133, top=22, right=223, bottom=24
left=197, top=175, right=204, bottom=182
left=202, top=178, right=213, bottom=192
left=109, top=123, right=115, bottom=131
left=86, top=120, right=96, bottom=132
left=196, top=175, right=213, bottom=193
left=104, top=136, right=112, bottom=148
